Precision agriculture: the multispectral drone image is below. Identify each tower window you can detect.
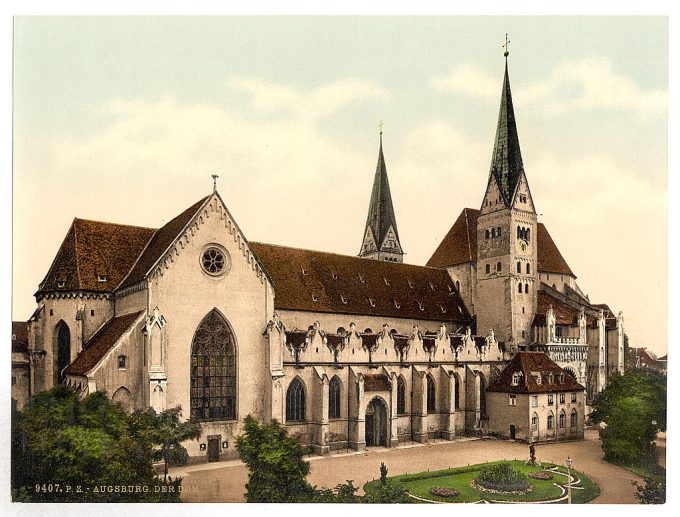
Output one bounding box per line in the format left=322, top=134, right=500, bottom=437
left=518, top=283, right=522, bottom=293
left=526, top=263, right=531, bottom=274
left=486, top=264, right=491, bottom=274
left=517, top=262, right=521, bottom=273
left=496, top=262, right=501, bottom=272
left=485, top=229, right=490, bottom=240
left=525, top=283, right=529, bottom=293
left=497, top=227, right=502, bottom=237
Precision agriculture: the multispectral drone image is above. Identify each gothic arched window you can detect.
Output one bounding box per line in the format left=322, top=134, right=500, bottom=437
left=397, top=376, right=406, bottom=415
left=286, top=378, right=306, bottom=422
left=190, top=309, right=236, bottom=421
left=54, top=320, right=71, bottom=384
left=426, top=375, right=436, bottom=412
left=329, top=376, right=341, bottom=419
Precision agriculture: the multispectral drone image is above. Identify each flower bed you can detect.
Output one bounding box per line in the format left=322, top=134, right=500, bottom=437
left=528, top=471, right=553, bottom=480
left=429, top=487, right=459, bottom=498
left=473, top=462, right=532, bottom=493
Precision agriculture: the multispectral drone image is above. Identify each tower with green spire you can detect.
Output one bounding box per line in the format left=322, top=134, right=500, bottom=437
left=359, top=128, right=404, bottom=263
left=475, top=44, right=538, bottom=350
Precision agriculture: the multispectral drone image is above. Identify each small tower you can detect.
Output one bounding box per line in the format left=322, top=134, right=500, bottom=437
left=475, top=39, right=538, bottom=348
left=359, top=127, right=404, bottom=263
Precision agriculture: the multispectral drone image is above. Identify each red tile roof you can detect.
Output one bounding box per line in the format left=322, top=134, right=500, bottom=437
left=535, top=290, right=596, bottom=326
left=363, top=373, right=392, bottom=391
left=250, top=242, right=471, bottom=324
left=37, top=219, right=155, bottom=296
left=12, top=321, right=28, bottom=354
left=64, top=311, right=144, bottom=376
left=426, top=208, right=574, bottom=276
left=119, top=196, right=209, bottom=289
left=487, top=352, right=585, bottom=394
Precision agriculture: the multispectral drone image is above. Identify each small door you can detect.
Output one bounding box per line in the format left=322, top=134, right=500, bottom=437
left=365, top=406, right=375, bottom=446
left=208, top=436, right=221, bottom=463
left=510, top=425, right=516, bottom=440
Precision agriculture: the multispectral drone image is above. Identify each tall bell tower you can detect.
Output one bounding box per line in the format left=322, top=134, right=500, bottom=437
left=359, top=127, right=404, bottom=263
left=475, top=40, right=538, bottom=350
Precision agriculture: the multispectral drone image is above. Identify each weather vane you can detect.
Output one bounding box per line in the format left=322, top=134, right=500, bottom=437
left=378, top=120, right=384, bottom=135
left=211, top=174, right=219, bottom=192
left=502, top=33, right=511, bottom=58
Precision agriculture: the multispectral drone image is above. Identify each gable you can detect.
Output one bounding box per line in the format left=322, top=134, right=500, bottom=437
left=511, top=171, right=536, bottom=214
left=380, top=225, right=402, bottom=253
left=360, top=226, right=377, bottom=255
left=479, top=174, right=507, bottom=215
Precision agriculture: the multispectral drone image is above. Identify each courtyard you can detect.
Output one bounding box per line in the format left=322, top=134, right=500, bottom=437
left=171, top=428, right=646, bottom=503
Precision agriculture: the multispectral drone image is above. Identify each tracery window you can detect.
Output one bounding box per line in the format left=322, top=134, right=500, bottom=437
left=190, top=310, right=236, bottom=421
left=329, top=376, right=341, bottom=419
left=286, top=378, right=306, bottom=422
left=427, top=375, right=436, bottom=412
left=397, top=376, right=406, bottom=415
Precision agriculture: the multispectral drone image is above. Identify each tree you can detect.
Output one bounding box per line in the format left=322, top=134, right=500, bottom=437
left=236, top=415, right=315, bottom=502
left=591, top=369, right=666, bottom=466
left=132, top=406, right=201, bottom=481
left=11, top=386, right=181, bottom=502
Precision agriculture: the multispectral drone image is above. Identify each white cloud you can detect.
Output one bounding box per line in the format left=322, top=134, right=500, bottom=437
left=432, top=58, right=667, bottom=116
left=226, top=77, right=391, bottom=120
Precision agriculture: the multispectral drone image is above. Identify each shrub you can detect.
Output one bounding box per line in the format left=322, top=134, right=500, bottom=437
left=475, top=462, right=530, bottom=492
left=528, top=471, right=553, bottom=480
left=430, top=487, right=459, bottom=498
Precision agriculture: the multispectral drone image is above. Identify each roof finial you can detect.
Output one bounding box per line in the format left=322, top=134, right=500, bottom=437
left=211, top=174, right=219, bottom=192
left=378, top=120, right=384, bottom=146
left=502, top=33, right=510, bottom=59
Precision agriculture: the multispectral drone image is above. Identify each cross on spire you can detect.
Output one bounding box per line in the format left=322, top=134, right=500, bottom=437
left=211, top=174, right=219, bottom=192
left=502, top=33, right=511, bottom=58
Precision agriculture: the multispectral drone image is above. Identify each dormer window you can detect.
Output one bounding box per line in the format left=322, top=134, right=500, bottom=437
left=407, top=279, right=414, bottom=289
left=97, top=274, right=108, bottom=282
left=56, top=278, right=66, bottom=288
left=440, top=305, right=446, bottom=313
left=332, top=273, right=338, bottom=280
left=511, top=372, right=520, bottom=386
left=383, top=277, right=390, bottom=286
left=429, top=282, right=435, bottom=291
left=368, top=298, right=376, bottom=307
left=393, top=300, right=401, bottom=309
left=548, top=373, right=554, bottom=384
left=358, top=273, right=365, bottom=283
left=534, top=373, right=542, bottom=385
left=311, top=293, right=318, bottom=302
left=301, top=268, right=307, bottom=276
left=418, top=301, right=425, bottom=311
left=340, top=295, right=348, bottom=304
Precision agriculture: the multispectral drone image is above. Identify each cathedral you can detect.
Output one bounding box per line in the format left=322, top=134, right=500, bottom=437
left=13, top=53, right=625, bottom=462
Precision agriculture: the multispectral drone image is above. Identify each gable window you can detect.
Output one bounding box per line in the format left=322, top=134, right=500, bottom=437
left=329, top=377, right=341, bottom=419
left=201, top=246, right=229, bottom=276
left=511, top=373, right=520, bottom=386
left=117, top=355, right=127, bottom=369
left=190, top=310, right=236, bottom=421
left=508, top=394, right=517, bottom=406
left=286, top=378, right=306, bottom=422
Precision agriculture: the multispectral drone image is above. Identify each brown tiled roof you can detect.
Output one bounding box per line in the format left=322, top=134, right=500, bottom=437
left=426, top=208, right=478, bottom=268
left=37, top=219, right=155, bottom=296
left=487, top=352, right=585, bottom=394
left=425, top=208, right=574, bottom=276
left=119, top=196, right=209, bottom=289
left=64, top=311, right=144, bottom=376
left=249, top=242, right=471, bottom=324
left=363, top=373, right=391, bottom=391
left=12, top=321, right=28, bottom=354
left=535, top=290, right=596, bottom=326
left=536, top=224, right=574, bottom=276
left=592, top=304, right=618, bottom=330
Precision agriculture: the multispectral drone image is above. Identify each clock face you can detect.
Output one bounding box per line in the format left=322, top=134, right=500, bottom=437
left=516, top=239, right=529, bottom=254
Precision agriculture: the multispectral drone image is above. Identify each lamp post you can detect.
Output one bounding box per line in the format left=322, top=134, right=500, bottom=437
left=566, top=456, right=573, bottom=504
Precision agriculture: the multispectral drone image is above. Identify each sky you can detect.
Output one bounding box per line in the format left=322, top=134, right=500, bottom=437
left=11, top=15, right=669, bottom=354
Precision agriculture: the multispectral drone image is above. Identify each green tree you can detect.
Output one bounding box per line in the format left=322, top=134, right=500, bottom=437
left=634, top=477, right=666, bottom=504
left=11, top=386, right=180, bottom=502
left=132, top=406, right=201, bottom=481
left=235, top=415, right=315, bottom=502
left=591, top=369, right=666, bottom=466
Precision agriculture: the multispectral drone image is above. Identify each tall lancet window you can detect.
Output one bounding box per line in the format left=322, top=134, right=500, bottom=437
left=190, top=309, right=236, bottom=421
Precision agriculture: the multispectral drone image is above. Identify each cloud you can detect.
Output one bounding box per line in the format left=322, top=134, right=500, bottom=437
left=226, top=77, right=391, bottom=120
left=432, top=58, right=667, bottom=116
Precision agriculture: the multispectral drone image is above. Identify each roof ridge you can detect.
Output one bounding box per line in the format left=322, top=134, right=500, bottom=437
left=251, top=241, right=445, bottom=273
left=73, top=218, right=82, bottom=290
left=73, top=217, right=158, bottom=231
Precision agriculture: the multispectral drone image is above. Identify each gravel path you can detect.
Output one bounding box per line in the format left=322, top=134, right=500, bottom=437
left=175, top=429, right=642, bottom=503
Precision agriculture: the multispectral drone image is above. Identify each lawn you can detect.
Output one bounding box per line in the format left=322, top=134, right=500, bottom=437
left=364, top=460, right=599, bottom=504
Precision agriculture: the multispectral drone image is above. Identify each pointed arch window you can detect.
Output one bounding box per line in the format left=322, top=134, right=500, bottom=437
left=329, top=376, right=341, bottom=419
left=426, top=375, right=436, bottom=412
left=397, top=376, right=406, bottom=415
left=54, top=320, right=71, bottom=384
left=570, top=409, right=578, bottom=427
left=286, top=378, right=306, bottom=422
left=190, top=310, right=236, bottom=421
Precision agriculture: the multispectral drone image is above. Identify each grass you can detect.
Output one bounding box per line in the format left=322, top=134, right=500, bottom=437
left=608, top=458, right=665, bottom=483
left=364, top=460, right=600, bottom=504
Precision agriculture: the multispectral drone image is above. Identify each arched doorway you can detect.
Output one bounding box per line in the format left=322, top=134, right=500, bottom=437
left=509, top=424, right=516, bottom=440
left=365, top=397, right=388, bottom=447
left=112, top=386, right=134, bottom=414
left=54, top=320, right=71, bottom=385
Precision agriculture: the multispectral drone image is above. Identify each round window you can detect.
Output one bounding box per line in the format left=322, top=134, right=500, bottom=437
left=201, top=246, right=229, bottom=276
